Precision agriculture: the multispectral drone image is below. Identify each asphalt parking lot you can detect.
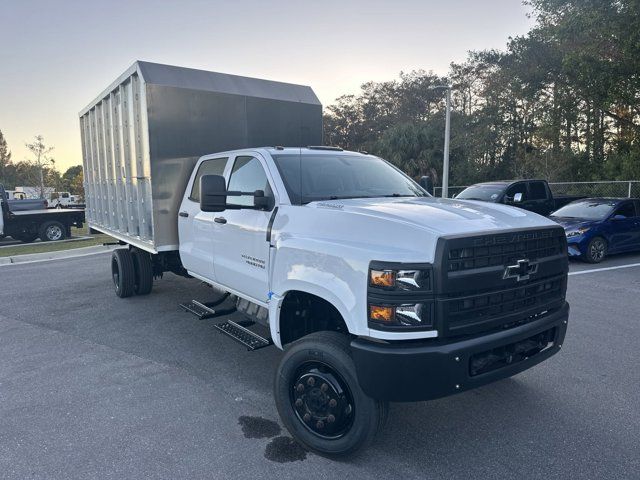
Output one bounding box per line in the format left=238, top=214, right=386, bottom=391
left=1, top=252, right=639, bottom=479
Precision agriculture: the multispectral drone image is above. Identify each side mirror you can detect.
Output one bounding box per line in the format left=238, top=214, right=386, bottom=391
left=253, top=190, right=273, bottom=211
left=200, top=175, right=227, bottom=212
left=513, top=192, right=523, bottom=203
left=612, top=214, right=627, bottom=221
left=419, top=176, right=434, bottom=195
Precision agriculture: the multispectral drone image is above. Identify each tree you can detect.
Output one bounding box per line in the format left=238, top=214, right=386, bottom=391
left=323, top=0, right=640, bottom=187
left=62, top=165, right=84, bottom=196
left=25, top=135, right=55, bottom=198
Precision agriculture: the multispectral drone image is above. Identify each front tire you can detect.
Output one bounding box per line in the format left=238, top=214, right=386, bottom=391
left=274, top=331, right=387, bottom=457
left=14, top=233, right=39, bottom=243
left=111, top=249, right=135, bottom=298
left=585, top=236, right=607, bottom=263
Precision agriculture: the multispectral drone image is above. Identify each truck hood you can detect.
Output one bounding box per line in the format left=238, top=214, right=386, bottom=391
left=307, top=196, right=557, bottom=235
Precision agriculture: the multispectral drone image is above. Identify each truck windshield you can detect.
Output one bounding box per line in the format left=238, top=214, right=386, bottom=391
left=271, top=153, right=427, bottom=205
left=550, top=200, right=616, bottom=220
left=456, top=185, right=505, bottom=201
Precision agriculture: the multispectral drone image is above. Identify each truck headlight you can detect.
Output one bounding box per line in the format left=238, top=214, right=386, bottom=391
left=369, top=302, right=434, bottom=328
left=369, top=267, right=431, bottom=291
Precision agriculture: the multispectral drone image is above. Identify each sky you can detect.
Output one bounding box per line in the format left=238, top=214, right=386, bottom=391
left=0, top=0, right=535, bottom=171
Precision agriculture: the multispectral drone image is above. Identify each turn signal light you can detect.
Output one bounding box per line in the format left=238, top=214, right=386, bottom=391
left=370, top=270, right=396, bottom=288
left=369, top=305, right=395, bottom=323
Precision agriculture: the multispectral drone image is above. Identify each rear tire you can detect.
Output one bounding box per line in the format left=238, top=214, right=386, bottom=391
left=274, top=331, right=387, bottom=457
left=111, top=249, right=135, bottom=298
left=132, top=248, right=154, bottom=295
left=38, top=221, right=67, bottom=242
left=585, top=236, right=607, bottom=263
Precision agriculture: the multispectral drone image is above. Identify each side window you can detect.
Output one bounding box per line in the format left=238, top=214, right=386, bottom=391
left=505, top=183, right=527, bottom=202
left=528, top=182, right=547, bottom=201
left=189, top=157, right=228, bottom=202
left=227, top=156, right=272, bottom=208
left=614, top=202, right=635, bottom=218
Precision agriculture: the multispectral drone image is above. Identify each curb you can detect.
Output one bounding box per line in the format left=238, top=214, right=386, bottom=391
left=0, top=235, right=93, bottom=250
left=0, top=244, right=119, bottom=266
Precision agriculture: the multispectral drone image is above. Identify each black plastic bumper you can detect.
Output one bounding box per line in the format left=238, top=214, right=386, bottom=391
left=351, top=302, right=569, bottom=402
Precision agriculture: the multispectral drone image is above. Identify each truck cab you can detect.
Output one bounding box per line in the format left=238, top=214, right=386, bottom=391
left=456, top=179, right=582, bottom=216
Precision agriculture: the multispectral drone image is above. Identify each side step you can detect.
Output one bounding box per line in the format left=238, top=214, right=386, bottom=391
left=179, top=297, right=235, bottom=320
left=214, top=320, right=272, bottom=351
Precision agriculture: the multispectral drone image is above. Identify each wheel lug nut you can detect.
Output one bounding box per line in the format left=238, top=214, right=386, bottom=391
left=327, top=414, right=335, bottom=423
left=303, top=413, right=311, bottom=422
left=295, top=398, right=303, bottom=407
left=329, top=399, right=337, bottom=408
left=296, top=383, right=304, bottom=393
left=320, top=383, right=328, bottom=392
left=316, top=420, right=324, bottom=429
left=307, top=377, right=315, bottom=386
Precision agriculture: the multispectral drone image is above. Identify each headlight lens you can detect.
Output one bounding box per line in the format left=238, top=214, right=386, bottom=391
left=566, top=227, right=590, bottom=238
left=369, top=268, right=431, bottom=291
left=369, top=302, right=433, bottom=328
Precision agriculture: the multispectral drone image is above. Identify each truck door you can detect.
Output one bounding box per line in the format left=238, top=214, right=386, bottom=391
left=526, top=181, right=553, bottom=215
left=178, top=156, right=228, bottom=279
left=212, top=154, right=275, bottom=303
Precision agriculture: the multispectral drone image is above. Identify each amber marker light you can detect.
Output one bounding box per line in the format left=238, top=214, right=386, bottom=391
left=370, top=269, right=396, bottom=288
left=369, top=305, right=395, bottom=323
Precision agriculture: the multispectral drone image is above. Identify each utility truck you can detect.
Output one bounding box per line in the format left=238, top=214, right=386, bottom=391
left=1, top=184, right=84, bottom=242
left=81, top=62, right=570, bottom=456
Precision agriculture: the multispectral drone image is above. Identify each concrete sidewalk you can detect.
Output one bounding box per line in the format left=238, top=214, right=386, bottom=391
left=0, top=244, right=117, bottom=266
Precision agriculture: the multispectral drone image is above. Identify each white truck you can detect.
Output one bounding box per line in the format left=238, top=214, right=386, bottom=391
left=48, top=191, right=83, bottom=209
left=81, top=62, right=570, bottom=456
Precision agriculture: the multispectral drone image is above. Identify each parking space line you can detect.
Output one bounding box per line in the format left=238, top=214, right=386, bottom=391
left=569, top=262, right=640, bottom=276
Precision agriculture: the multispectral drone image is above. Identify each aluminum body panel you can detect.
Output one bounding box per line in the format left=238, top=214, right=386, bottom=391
left=80, top=61, right=322, bottom=253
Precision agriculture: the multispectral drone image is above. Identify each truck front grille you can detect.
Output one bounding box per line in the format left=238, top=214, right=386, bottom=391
left=448, top=233, right=564, bottom=272
left=441, top=274, right=565, bottom=336
left=436, top=227, right=568, bottom=338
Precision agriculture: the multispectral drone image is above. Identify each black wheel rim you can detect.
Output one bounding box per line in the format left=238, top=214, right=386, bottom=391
left=590, top=240, right=605, bottom=261
left=290, top=361, right=355, bottom=439
left=111, top=258, right=120, bottom=292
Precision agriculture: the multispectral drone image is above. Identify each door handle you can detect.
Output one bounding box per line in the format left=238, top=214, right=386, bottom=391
left=214, top=217, right=227, bottom=224
left=179, top=211, right=189, bottom=218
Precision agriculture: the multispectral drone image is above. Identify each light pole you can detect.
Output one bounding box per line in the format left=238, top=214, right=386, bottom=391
left=428, top=85, right=452, bottom=198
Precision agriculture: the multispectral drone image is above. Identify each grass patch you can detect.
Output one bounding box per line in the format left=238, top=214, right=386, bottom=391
left=0, top=227, right=115, bottom=258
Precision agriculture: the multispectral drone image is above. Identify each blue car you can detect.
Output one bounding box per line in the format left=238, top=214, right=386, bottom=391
left=550, top=198, right=640, bottom=263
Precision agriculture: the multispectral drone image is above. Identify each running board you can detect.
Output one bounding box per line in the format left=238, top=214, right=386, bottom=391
left=214, top=320, right=272, bottom=351
left=179, top=298, right=235, bottom=320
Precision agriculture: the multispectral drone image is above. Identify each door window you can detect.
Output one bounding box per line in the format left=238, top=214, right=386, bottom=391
left=613, top=202, right=636, bottom=218
left=189, top=157, right=228, bottom=202
left=528, top=182, right=547, bottom=201
left=227, top=156, right=272, bottom=208
left=505, top=183, right=527, bottom=202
